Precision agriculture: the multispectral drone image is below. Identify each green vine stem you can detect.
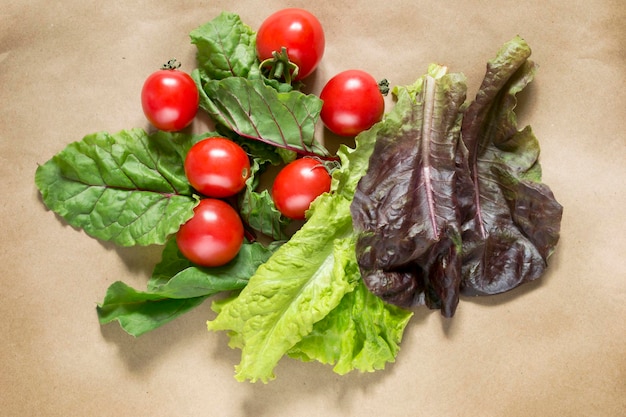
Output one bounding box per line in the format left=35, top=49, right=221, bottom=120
left=259, top=47, right=300, bottom=85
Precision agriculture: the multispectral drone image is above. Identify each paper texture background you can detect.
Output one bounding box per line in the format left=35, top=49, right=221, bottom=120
left=2, top=0, right=624, bottom=416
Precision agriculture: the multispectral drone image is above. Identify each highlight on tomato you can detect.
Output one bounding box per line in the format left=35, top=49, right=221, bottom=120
left=271, top=157, right=332, bottom=220
left=184, top=137, right=251, bottom=198
left=141, top=59, right=199, bottom=132
left=256, top=8, right=325, bottom=82
left=176, top=198, right=244, bottom=267
left=319, top=69, right=385, bottom=137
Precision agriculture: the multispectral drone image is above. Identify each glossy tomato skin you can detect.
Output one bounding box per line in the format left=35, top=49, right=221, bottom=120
left=141, top=68, right=199, bottom=132
left=272, top=158, right=332, bottom=220
left=184, top=137, right=251, bottom=198
left=176, top=198, right=244, bottom=267
left=320, top=69, right=385, bottom=137
left=256, top=8, right=325, bottom=81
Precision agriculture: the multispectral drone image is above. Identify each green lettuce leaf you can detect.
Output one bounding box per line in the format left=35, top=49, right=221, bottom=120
left=207, top=122, right=412, bottom=382
left=288, top=278, right=413, bottom=375
left=35, top=129, right=200, bottom=246
left=97, top=238, right=278, bottom=336
left=207, top=195, right=357, bottom=382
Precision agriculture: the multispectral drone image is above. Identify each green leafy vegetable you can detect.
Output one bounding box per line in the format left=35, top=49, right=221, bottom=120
left=97, top=284, right=207, bottom=337
left=288, top=279, right=413, bottom=375
left=207, top=126, right=413, bottom=383
left=238, top=158, right=292, bottom=240
left=215, top=133, right=295, bottom=240
left=189, top=12, right=328, bottom=157
left=97, top=238, right=279, bottom=336
left=193, top=74, right=328, bottom=156
left=190, top=11, right=258, bottom=80
left=35, top=129, right=200, bottom=246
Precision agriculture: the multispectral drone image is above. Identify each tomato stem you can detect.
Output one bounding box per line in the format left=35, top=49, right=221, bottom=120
left=259, top=47, right=300, bottom=85
left=378, top=78, right=390, bottom=96
left=161, top=58, right=182, bottom=70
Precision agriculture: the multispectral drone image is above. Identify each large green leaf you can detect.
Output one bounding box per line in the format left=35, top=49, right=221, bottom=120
left=193, top=73, right=328, bottom=157
left=97, top=284, right=207, bottom=337
left=97, top=239, right=278, bottom=336
left=207, top=208, right=358, bottom=382
left=35, top=128, right=199, bottom=246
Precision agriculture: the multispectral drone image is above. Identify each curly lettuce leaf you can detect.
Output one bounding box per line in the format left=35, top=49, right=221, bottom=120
left=207, top=195, right=357, bottom=383
left=288, top=279, right=413, bottom=375
left=35, top=129, right=200, bottom=246
left=458, top=36, right=563, bottom=295
left=207, top=125, right=412, bottom=382
left=350, top=64, right=468, bottom=317
left=97, top=239, right=278, bottom=336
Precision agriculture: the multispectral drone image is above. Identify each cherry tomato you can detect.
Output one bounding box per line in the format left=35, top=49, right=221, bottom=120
left=176, top=198, right=244, bottom=267
left=271, top=158, right=332, bottom=220
left=320, top=69, right=385, bottom=137
left=141, top=61, right=199, bottom=132
left=256, top=8, right=325, bottom=81
left=184, top=137, right=251, bottom=198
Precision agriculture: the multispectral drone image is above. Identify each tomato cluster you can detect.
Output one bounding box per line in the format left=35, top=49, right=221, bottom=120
left=139, top=8, right=379, bottom=268
left=256, top=9, right=384, bottom=136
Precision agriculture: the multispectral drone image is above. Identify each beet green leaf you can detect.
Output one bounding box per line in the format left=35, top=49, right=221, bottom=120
left=35, top=128, right=200, bottom=246
left=97, top=239, right=278, bottom=336
left=190, top=11, right=258, bottom=80
left=193, top=73, right=328, bottom=157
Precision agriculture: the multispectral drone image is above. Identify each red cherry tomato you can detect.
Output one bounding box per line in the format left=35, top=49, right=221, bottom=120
left=141, top=61, right=199, bottom=132
left=320, top=69, right=385, bottom=137
left=184, top=137, right=251, bottom=198
left=256, top=8, right=325, bottom=81
left=176, top=198, right=244, bottom=267
left=271, top=158, right=332, bottom=220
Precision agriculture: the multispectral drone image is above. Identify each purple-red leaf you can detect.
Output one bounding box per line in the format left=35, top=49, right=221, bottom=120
left=351, top=37, right=563, bottom=317
left=458, top=36, right=563, bottom=296
left=351, top=65, right=468, bottom=316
